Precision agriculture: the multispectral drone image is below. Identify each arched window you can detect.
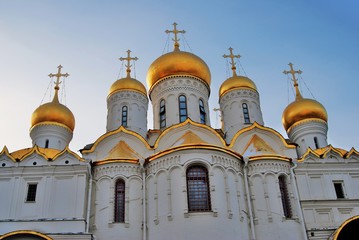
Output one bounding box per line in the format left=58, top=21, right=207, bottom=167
left=122, top=106, right=128, bottom=127
left=114, top=179, right=125, bottom=222
left=179, top=95, right=188, bottom=123
left=199, top=99, right=206, bottom=124
left=160, top=99, right=166, bottom=128
left=45, top=139, right=49, bottom=148
left=314, top=137, right=319, bottom=149
left=278, top=175, right=292, bottom=218
left=242, top=103, right=250, bottom=124
left=186, top=165, right=211, bottom=212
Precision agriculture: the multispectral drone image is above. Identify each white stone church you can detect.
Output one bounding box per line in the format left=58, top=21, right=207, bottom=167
left=1, top=23, right=359, bottom=240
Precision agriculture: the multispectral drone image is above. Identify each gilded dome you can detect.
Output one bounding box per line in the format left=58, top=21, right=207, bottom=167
left=282, top=98, right=328, bottom=131
left=109, top=76, right=147, bottom=96
left=31, top=94, right=75, bottom=131
left=146, top=50, right=211, bottom=90
left=219, top=75, right=257, bottom=97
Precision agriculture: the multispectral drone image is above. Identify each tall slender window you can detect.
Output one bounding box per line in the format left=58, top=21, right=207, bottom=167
left=114, top=179, right=125, bottom=222
left=160, top=99, right=166, bottom=128
left=279, top=175, right=292, bottom=218
left=45, top=139, right=49, bottom=148
left=26, top=183, right=38, bottom=202
left=122, top=106, right=128, bottom=127
left=179, top=95, right=188, bottom=123
left=314, top=137, right=319, bottom=149
left=187, top=165, right=211, bottom=212
left=242, top=103, right=250, bottom=124
left=199, top=99, right=206, bottom=124
left=333, top=181, right=345, bottom=199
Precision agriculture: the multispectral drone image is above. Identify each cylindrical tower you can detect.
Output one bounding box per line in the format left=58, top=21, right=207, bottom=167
left=219, top=48, right=264, bottom=143
left=30, top=65, right=75, bottom=150
left=107, top=50, right=148, bottom=138
left=282, top=63, right=328, bottom=156
left=146, top=23, right=211, bottom=130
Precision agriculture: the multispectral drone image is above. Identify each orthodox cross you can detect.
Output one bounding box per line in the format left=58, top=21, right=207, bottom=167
left=119, top=50, right=138, bottom=78
left=283, top=63, right=303, bottom=100
left=165, top=22, right=186, bottom=50
left=49, top=65, right=69, bottom=91
left=223, top=47, right=241, bottom=76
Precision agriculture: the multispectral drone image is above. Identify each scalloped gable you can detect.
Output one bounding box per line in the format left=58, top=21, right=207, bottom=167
left=299, top=145, right=358, bottom=163
left=153, top=119, right=226, bottom=152
left=81, top=126, right=150, bottom=161
left=242, top=134, right=276, bottom=157
left=106, top=140, right=143, bottom=160
left=229, top=122, right=296, bottom=157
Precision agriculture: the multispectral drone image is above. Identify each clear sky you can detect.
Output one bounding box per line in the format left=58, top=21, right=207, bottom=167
left=1, top=0, right=358, bottom=153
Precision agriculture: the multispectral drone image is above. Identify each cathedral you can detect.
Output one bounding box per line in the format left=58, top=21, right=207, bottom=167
left=1, top=23, right=359, bottom=240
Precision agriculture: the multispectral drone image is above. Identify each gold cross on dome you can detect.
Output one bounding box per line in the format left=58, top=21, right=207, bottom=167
left=165, top=22, right=186, bottom=50
left=119, top=50, right=138, bottom=78
left=48, top=65, right=69, bottom=91
left=283, top=62, right=303, bottom=100
left=223, top=47, right=241, bottom=76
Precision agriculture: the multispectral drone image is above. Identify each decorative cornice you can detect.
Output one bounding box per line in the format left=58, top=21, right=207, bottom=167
left=149, top=74, right=210, bottom=98
left=153, top=118, right=226, bottom=148
left=81, top=125, right=151, bottom=154
left=229, top=122, right=296, bottom=149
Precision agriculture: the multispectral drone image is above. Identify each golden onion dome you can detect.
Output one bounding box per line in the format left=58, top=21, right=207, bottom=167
left=219, top=75, right=257, bottom=97
left=31, top=93, right=75, bottom=131
left=282, top=97, right=328, bottom=131
left=109, top=76, right=147, bottom=97
left=146, top=49, right=211, bottom=90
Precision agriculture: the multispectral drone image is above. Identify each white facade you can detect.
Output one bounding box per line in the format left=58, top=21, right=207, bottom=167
left=1, top=26, right=359, bottom=240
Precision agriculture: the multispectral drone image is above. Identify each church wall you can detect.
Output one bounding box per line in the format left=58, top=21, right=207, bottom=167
left=90, top=163, right=142, bottom=240
left=0, top=164, right=89, bottom=235
left=296, top=161, right=359, bottom=239
left=146, top=149, right=250, bottom=240
left=247, top=159, right=305, bottom=240
left=219, top=88, right=264, bottom=142
left=150, top=76, right=210, bottom=129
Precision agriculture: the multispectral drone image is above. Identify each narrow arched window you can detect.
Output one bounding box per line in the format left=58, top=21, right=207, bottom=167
left=314, top=137, right=319, bottom=149
left=179, top=95, right=188, bottom=123
left=279, top=175, right=292, bottom=218
left=114, top=179, right=125, bottom=222
left=160, top=99, right=166, bottom=128
left=45, top=139, right=49, bottom=148
left=122, top=106, right=128, bottom=127
left=242, top=103, right=250, bottom=124
left=187, top=165, right=211, bottom=212
left=199, top=99, right=206, bottom=124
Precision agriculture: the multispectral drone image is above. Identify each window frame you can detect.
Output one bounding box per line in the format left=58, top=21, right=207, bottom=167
left=333, top=181, right=346, bottom=199
left=114, top=179, right=126, bottom=223
left=278, top=175, right=293, bottom=218
left=159, top=99, right=166, bottom=128
left=121, top=106, right=128, bottom=127
left=179, top=95, right=188, bottom=123
left=26, top=183, right=38, bottom=202
left=199, top=99, right=206, bottom=124
left=186, top=165, right=211, bottom=212
left=242, top=103, right=251, bottom=124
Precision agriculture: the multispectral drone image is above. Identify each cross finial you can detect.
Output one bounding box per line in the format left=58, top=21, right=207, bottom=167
left=223, top=47, right=241, bottom=76
left=165, top=22, right=186, bottom=51
left=48, top=65, right=69, bottom=93
left=119, top=50, right=138, bottom=78
left=283, top=62, right=303, bottom=100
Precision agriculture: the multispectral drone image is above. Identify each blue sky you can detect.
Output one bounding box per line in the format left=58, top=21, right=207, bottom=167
left=1, top=0, right=358, bottom=152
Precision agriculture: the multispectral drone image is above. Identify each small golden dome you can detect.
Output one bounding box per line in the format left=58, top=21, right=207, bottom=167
left=146, top=50, right=211, bottom=90
left=109, top=77, right=147, bottom=96
left=282, top=98, right=328, bottom=131
left=219, top=75, right=257, bottom=97
left=31, top=94, right=75, bottom=131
